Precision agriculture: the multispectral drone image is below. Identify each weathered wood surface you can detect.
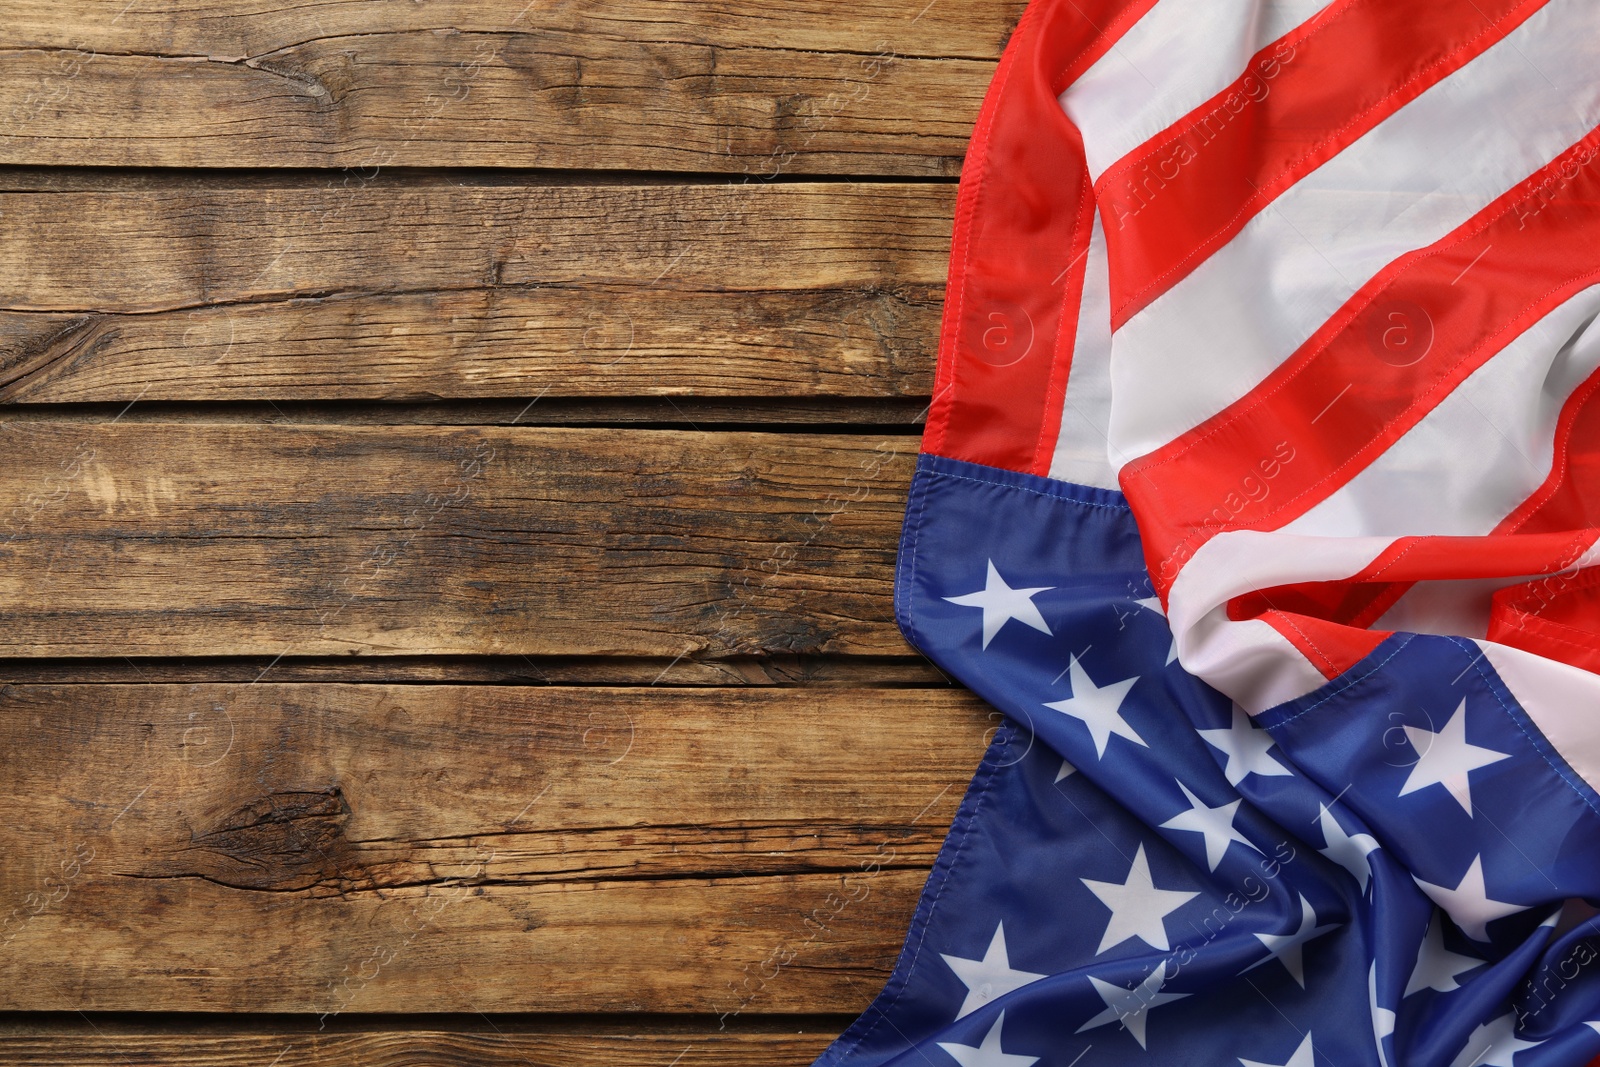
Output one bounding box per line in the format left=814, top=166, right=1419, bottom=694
left=0, top=426, right=916, bottom=658
left=0, top=181, right=949, bottom=403
left=0, top=0, right=1024, bottom=173
left=0, top=0, right=992, bottom=1052
left=0, top=684, right=993, bottom=1012
left=0, top=654, right=948, bottom=686
left=0, top=1019, right=844, bottom=1067
left=0, top=398, right=935, bottom=428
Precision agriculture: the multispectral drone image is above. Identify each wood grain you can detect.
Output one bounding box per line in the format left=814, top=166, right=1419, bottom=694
left=0, top=654, right=950, bottom=687
left=0, top=684, right=996, bottom=1012
left=0, top=0, right=1024, bottom=173
left=0, top=1020, right=843, bottom=1067
left=0, top=398, right=936, bottom=429
left=0, top=181, right=949, bottom=403
left=0, top=0, right=997, bottom=1042
left=0, top=426, right=916, bottom=658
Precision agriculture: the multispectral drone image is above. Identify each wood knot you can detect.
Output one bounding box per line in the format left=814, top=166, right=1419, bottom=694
left=163, top=788, right=362, bottom=893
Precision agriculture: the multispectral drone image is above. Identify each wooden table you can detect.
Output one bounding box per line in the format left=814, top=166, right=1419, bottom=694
left=0, top=2, right=1022, bottom=1062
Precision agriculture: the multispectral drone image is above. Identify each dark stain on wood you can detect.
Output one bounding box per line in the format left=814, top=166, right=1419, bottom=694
left=153, top=788, right=360, bottom=894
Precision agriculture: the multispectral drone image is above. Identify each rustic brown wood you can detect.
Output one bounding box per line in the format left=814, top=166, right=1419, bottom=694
left=0, top=398, right=936, bottom=428
left=0, top=0, right=1005, bottom=1044
left=0, top=426, right=916, bottom=658
left=0, top=684, right=996, bottom=1012
left=0, top=181, right=950, bottom=403
left=0, top=654, right=950, bottom=686
left=0, top=1018, right=844, bottom=1067
left=0, top=0, right=1023, bottom=174
left=0, top=182, right=954, bottom=305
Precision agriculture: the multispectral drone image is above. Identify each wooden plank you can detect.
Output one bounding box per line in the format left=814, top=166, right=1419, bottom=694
left=0, top=654, right=950, bottom=686
left=0, top=426, right=914, bottom=658
left=0, top=398, right=937, bottom=428
left=0, top=684, right=995, bottom=1011
left=0, top=181, right=949, bottom=403
left=0, top=1020, right=843, bottom=1067
left=0, top=182, right=954, bottom=306
left=0, top=0, right=1023, bottom=174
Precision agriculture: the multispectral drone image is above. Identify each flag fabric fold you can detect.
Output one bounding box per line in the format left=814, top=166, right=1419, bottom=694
left=814, top=1, right=1600, bottom=1062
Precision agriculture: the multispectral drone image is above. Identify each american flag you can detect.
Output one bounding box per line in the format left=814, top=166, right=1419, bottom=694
left=816, top=1, right=1600, bottom=1064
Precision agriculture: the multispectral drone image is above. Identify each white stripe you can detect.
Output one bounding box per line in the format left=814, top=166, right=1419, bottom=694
left=1170, top=526, right=1600, bottom=717
left=1369, top=578, right=1508, bottom=640
left=1297, top=287, right=1600, bottom=637
left=1106, top=0, right=1600, bottom=464
left=1179, top=615, right=1331, bottom=714
left=1048, top=208, right=1121, bottom=489
left=1283, top=285, right=1600, bottom=539
left=1062, top=0, right=1331, bottom=181
left=1480, top=639, right=1600, bottom=797
left=1168, top=529, right=1397, bottom=711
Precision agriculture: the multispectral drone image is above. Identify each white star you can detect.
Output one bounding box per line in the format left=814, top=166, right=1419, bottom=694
left=1200, top=705, right=1293, bottom=786
left=944, top=561, right=1054, bottom=649
left=1415, top=855, right=1525, bottom=942
left=941, top=923, right=1047, bottom=1019
left=1404, top=912, right=1482, bottom=997
left=1134, top=596, right=1178, bottom=664
left=1055, top=759, right=1076, bottom=783
left=1081, top=843, right=1199, bottom=954
left=1370, top=964, right=1395, bottom=1067
left=1078, top=962, right=1188, bottom=1049
left=937, top=1012, right=1039, bottom=1067
left=1241, top=1033, right=1316, bottom=1067
left=1449, top=1013, right=1542, bottom=1067
left=1044, top=658, right=1144, bottom=759
left=1317, top=803, right=1381, bottom=894
left=1239, top=895, right=1336, bottom=988
left=1399, top=700, right=1510, bottom=815
left=1160, top=782, right=1262, bottom=871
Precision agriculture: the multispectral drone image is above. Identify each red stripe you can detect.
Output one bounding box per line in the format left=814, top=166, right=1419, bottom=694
left=1228, top=588, right=1393, bottom=680
left=1228, top=602, right=1389, bottom=680
left=1498, top=363, right=1600, bottom=535
left=1030, top=172, right=1098, bottom=475
left=1123, top=124, right=1600, bottom=595
left=1230, top=356, right=1600, bottom=677
left=1484, top=362, right=1600, bottom=671
left=1245, top=532, right=1600, bottom=588
left=1244, top=574, right=1400, bottom=679
left=1280, top=616, right=1385, bottom=679
left=1231, top=530, right=1600, bottom=678
left=1321, top=362, right=1600, bottom=629
left=1492, top=570, right=1600, bottom=674
left=1100, top=0, right=1550, bottom=328
left=924, top=0, right=1156, bottom=475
